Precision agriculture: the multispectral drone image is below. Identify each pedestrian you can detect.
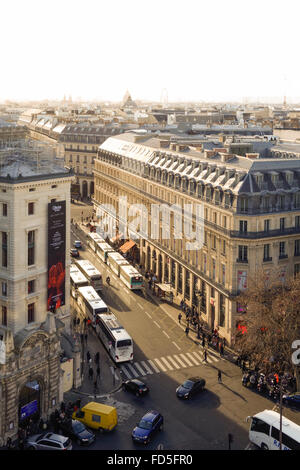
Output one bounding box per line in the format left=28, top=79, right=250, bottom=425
left=88, top=367, right=93, bottom=380
left=218, top=370, right=222, bottom=383
left=220, top=344, right=224, bottom=357
left=18, top=431, right=25, bottom=451
left=178, top=313, right=182, bottom=324
left=223, top=337, right=226, bottom=348
left=95, top=351, right=100, bottom=364
left=185, top=325, right=189, bottom=336
left=203, top=349, right=207, bottom=362
left=96, top=365, right=100, bottom=378
left=60, top=401, right=65, bottom=413
left=76, top=317, right=80, bottom=328
left=87, top=350, right=91, bottom=362
left=93, top=379, right=98, bottom=394
left=202, top=337, right=205, bottom=348
left=80, top=333, right=84, bottom=343
left=73, top=317, right=77, bottom=330
left=6, top=436, right=13, bottom=450
left=83, top=317, right=87, bottom=328
left=180, top=299, right=184, bottom=309
left=85, top=333, right=88, bottom=344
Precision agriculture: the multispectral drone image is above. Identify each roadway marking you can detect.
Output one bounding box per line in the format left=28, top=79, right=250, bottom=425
left=148, top=360, right=160, bottom=373
left=166, top=355, right=181, bottom=369
left=153, top=321, right=161, bottom=329
left=160, top=357, right=174, bottom=371
left=173, top=354, right=187, bottom=368
left=172, top=341, right=181, bottom=351
left=179, top=353, right=193, bottom=367
left=163, top=331, right=170, bottom=339
left=134, top=362, right=147, bottom=376
left=140, top=361, right=153, bottom=374
left=154, top=358, right=167, bottom=372
left=126, top=363, right=140, bottom=378
left=186, top=352, right=201, bottom=366
left=137, top=302, right=143, bottom=309
left=145, top=312, right=152, bottom=319
left=191, top=351, right=203, bottom=363
left=120, top=365, right=132, bottom=379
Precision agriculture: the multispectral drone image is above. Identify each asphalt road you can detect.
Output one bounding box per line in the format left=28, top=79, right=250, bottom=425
left=70, top=221, right=300, bottom=451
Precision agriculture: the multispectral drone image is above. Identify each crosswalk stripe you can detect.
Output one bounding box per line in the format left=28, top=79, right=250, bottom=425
left=120, top=365, right=131, bottom=379
left=148, top=359, right=160, bottom=373
left=167, top=356, right=181, bottom=369
left=206, top=356, right=213, bottom=363
left=210, top=355, right=220, bottom=363
left=173, top=354, right=188, bottom=368
left=127, top=363, right=140, bottom=377
left=191, top=351, right=203, bottom=363
left=134, top=362, right=147, bottom=376
left=186, top=352, right=200, bottom=366
left=140, top=361, right=153, bottom=374
left=179, top=353, right=194, bottom=367
left=154, top=358, right=167, bottom=372
left=160, top=357, right=174, bottom=370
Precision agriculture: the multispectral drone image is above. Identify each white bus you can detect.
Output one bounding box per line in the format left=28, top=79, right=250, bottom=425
left=96, top=242, right=115, bottom=263
left=77, top=286, right=109, bottom=322
left=119, top=265, right=144, bottom=290
left=247, top=409, right=300, bottom=450
left=87, top=232, right=105, bottom=252
left=107, top=252, right=130, bottom=276
left=75, top=259, right=103, bottom=291
left=95, top=312, right=133, bottom=363
left=70, top=264, right=89, bottom=298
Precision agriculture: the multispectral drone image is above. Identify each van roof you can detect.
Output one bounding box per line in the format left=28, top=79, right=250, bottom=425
left=82, top=401, right=116, bottom=415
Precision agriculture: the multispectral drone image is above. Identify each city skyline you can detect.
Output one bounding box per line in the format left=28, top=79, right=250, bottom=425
left=1, top=0, right=300, bottom=103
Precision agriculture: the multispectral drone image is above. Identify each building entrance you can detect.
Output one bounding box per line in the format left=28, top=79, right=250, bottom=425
left=19, top=380, right=41, bottom=429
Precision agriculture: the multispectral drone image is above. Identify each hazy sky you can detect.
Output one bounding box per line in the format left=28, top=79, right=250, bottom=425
left=1, top=0, right=299, bottom=103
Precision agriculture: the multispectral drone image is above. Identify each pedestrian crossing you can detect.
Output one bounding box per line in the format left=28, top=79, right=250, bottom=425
left=119, top=349, right=224, bottom=380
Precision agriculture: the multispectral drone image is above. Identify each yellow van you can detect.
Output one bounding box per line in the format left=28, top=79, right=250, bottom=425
left=72, top=401, right=118, bottom=431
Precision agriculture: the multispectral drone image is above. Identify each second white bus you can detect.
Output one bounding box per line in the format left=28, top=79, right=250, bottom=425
left=87, top=231, right=105, bottom=252
left=119, top=265, right=144, bottom=290
left=247, top=409, right=300, bottom=450
left=70, top=264, right=89, bottom=298
left=75, top=259, right=103, bottom=291
left=77, top=286, right=109, bottom=321
left=107, top=252, right=130, bottom=276
left=96, top=242, right=115, bottom=263
left=95, top=312, right=133, bottom=363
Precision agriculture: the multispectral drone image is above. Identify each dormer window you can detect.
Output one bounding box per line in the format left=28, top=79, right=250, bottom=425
left=255, top=174, right=263, bottom=186
left=271, top=173, right=279, bottom=185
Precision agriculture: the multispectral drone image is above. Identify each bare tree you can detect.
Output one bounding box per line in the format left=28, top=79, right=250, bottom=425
left=234, top=268, right=300, bottom=390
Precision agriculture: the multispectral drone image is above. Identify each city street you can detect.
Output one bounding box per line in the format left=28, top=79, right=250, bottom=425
left=69, top=214, right=300, bottom=451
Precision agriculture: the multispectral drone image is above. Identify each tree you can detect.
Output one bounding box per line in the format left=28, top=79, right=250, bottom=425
left=234, top=268, right=300, bottom=390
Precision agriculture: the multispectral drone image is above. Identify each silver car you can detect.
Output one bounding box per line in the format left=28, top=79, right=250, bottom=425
left=26, top=432, right=72, bottom=450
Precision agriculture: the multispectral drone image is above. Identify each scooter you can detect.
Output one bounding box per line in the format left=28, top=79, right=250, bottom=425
left=242, top=372, right=250, bottom=387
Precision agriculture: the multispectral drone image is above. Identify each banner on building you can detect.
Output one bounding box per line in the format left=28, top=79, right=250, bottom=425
left=0, top=338, right=6, bottom=364
left=237, top=270, right=247, bottom=291
left=47, top=200, right=66, bottom=311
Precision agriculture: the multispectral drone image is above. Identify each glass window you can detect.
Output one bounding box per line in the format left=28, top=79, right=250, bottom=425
left=264, top=219, right=270, bottom=232
left=28, top=230, right=35, bottom=265
left=2, top=203, right=7, bottom=217
left=28, top=202, right=34, bottom=215
left=2, top=232, right=7, bottom=267
left=2, top=282, right=7, bottom=296
left=92, top=414, right=100, bottom=423
left=251, top=418, right=270, bottom=435
left=28, top=303, right=35, bottom=323
left=2, top=305, right=7, bottom=326
left=28, top=280, right=35, bottom=294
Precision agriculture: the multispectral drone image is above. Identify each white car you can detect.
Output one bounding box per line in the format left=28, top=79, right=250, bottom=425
left=26, top=432, right=72, bottom=450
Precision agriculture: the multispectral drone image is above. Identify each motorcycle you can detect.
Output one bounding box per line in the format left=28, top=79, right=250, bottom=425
left=249, top=372, right=258, bottom=389
left=257, top=374, right=266, bottom=394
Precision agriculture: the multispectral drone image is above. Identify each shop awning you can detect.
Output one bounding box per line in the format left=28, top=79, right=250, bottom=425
left=110, top=232, right=123, bottom=244
left=119, top=239, right=136, bottom=253
left=156, top=283, right=172, bottom=293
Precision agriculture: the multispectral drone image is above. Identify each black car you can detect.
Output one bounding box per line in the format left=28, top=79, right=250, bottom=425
left=122, top=379, right=149, bottom=397
left=70, top=248, right=79, bottom=258
left=176, top=377, right=206, bottom=399
left=59, top=419, right=95, bottom=446
left=283, top=393, right=300, bottom=410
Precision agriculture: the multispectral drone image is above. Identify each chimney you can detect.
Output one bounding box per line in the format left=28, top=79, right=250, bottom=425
left=220, top=152, right=234, bottom=162
left=159, top=139, right=169, bottom=148
left=204, top=150, right=216, bottom=159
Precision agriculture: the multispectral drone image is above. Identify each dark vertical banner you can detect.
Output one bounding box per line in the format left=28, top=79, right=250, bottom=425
left=47, top=200, right=66, bottom=311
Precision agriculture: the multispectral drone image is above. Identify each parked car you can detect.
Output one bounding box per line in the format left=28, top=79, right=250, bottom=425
left=26, top=432, right=72, bottom=450
left=132, top=410, right=163, bottom=445
left=283, top=392, right=300, bottom=410
left=74, top=240, right=82, bottom=249
left=122, top=379, right=149, bottom=397
left=70, top=248, right=79, bottom=258
left=58, top=419, right=95, bottom=446
left=176, top=377, right=206, bottom=399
